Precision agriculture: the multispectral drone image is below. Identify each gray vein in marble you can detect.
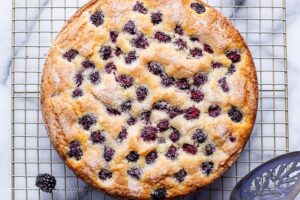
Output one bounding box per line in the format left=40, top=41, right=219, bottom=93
left=234, top=0, right=246, bottom=12
left=14, top=0, right=50, bottom=50
left=1, top=59, right=11, bottom=85
left=77, top=185, right=93, bottom=199
left=227, top=0, right=245, bottom=18
left=2, top=0, right=51, bottom=84
left=235, top=0, right=245, bottom=6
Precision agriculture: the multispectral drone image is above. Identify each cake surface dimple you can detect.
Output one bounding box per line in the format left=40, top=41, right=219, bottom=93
left=41, top=0, right=258, bottom=199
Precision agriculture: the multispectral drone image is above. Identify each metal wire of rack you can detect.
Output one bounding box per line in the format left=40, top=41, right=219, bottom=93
left=11, top=0, right=288, bottom=199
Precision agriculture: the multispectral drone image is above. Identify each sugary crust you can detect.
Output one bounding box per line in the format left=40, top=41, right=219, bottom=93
left=41, top=0, right=258, bottom=199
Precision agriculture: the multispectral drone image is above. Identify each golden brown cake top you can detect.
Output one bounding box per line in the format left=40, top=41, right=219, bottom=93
left=41, top=0, right=258, bottom=199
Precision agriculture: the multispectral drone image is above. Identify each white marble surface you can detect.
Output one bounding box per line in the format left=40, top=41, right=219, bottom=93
left=0, top=0, right=12, bottom=198
left=1, top=0, right=300, bottom=199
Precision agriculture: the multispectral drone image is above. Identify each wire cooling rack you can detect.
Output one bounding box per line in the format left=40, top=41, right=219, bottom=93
left=11, top=0, right=288, bottom=199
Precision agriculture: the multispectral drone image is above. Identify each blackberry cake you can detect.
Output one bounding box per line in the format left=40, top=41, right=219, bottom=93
left=41, top=0, right=258, bottom=199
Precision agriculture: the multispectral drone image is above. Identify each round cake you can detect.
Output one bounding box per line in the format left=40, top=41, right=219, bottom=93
left=41, top=0, right=258, bottom=199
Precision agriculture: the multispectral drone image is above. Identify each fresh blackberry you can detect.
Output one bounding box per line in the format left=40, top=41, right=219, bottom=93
left=35, top=173, right=56, bottom=193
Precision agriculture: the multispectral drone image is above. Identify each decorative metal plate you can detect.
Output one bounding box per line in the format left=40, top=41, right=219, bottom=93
left=231, top=152, right=300, bottom=200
